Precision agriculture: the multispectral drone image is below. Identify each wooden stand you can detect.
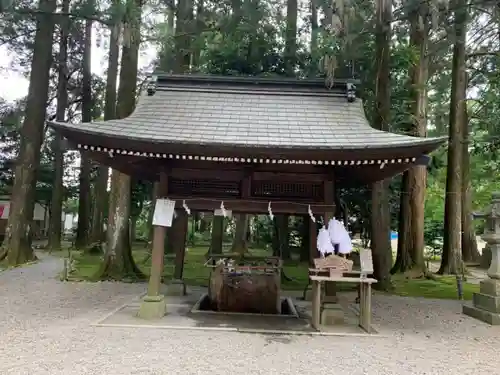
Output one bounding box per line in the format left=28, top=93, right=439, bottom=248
left=309, top=249, right=377, bottom=332
left=310, top=276, right=377, bottom=332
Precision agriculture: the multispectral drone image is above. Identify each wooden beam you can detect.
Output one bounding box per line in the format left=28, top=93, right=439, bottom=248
left=146, top=171, right=168, bottom=297
left=241, top=168, right=252, bottom=199
left=167, top=160, right=327, bottom=174
left=309, top=216, right=318, bottom=266
left=252, top=171, right=325, bottom=182
left=84, top=150, right=417, bottom=186
left=170, top=168, right=244, bottom=181
left=170, top=198, right=331, bottom=215
left=172, top=209, right=188, bottom=280
left=323, top=177, right=337, bottom=300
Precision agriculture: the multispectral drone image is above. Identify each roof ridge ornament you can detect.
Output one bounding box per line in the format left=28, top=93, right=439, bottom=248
left=147, top=75, right=158, bottom=96
left=346, top=82, right=356, bottom=103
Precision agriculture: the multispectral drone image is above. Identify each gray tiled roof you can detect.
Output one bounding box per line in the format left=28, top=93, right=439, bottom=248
left=49, top=81, right=444, bottom=150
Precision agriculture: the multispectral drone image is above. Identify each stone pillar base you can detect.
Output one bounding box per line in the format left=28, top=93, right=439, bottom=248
left=321, top=303, right=345, bottom=325
left=463, top=305, right=500, bottom=325
left=463, top=279, right=500, bottom=325
left=137, top=295, right=166, bottom=320
left=166, top=279, right=187, bottom=296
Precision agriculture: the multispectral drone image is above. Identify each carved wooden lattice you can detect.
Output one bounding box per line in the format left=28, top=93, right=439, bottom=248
left=168, top=178, right=240, bottom=197
left=252, top=180, right=323, bottom=201
left=314, top=255, right=353, bottom=277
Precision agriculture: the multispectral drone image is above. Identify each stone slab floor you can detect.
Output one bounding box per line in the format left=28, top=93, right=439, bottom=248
left=0, top=255, right=499, bottom=375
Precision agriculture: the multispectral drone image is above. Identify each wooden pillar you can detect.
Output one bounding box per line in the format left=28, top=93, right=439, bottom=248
left=323, top=178, right=337, bottom=301
left=173, top=209, right=188, bottom=280
left=308, top=215, right=318, bottom=266
left=138, top=171, right=169, bottom=319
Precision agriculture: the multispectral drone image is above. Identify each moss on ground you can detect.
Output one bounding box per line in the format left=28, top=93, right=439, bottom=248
left=67, top=244, right=479, bottom=300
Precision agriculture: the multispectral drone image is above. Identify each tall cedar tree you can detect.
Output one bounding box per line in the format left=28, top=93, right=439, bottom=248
left=48, top=0, right=71, bottom=251
left=97, top=0, right=145, bottom=279
left=0, top=0, right=57, bottom=265
left=370, top=0, right=392, bottom=290
left=89, top=2, right=122, bottom=244
left=439, top=0, right=467, bottom=274
left=393, top=5, right=429, bottom=277
left=75, top=0, right=94, bottom=249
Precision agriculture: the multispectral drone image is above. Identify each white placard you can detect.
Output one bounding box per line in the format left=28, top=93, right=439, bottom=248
left=359, top=249, right=374, bottom=274
left=214, top=209, right=232, bottom=218
left=152, top=199, right=175, bottom=227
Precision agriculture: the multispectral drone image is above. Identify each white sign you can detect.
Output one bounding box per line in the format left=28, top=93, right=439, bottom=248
left=214, top=209, right=232, bottom=218
left=152, top=199, right=175, bottom=227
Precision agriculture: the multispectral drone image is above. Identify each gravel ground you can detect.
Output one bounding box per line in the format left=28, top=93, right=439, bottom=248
left=0, top=256, right=499, bottom=375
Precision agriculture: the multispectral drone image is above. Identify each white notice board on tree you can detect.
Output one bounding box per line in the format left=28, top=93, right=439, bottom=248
left=152, top=199, right=175, bottom=227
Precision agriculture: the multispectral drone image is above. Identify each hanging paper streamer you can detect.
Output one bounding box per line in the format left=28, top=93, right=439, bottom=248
left=182, top=200, right=191, bottom=215
left=308, top=205, right=316, bottom=223
left=268, top=202, right=274, bottom=221
left=317, top=227, right=335, bottom=256
left=220, top=201, right=227, bottom=217
left=152, top=198, right=175, bottom=227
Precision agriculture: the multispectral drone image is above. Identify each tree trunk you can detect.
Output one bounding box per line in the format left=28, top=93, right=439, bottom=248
left=147, top=182, right=159, bottom=245
left=231, top=213, right=249, bottom=254
left=210, top=215, right=223, bottom=254
left=158, top=0, right=176, bottom=71
left=370, top=0, right=393, bottom=290
left=310, top=0, right=318, bottom=62
left=89, top=12, right=120, bottom=244
left=98, top=0, right=145, bottom=280
left=0, top=0, right=56, bottom=265
left=272, top=215, right=290, bottom=259
left=173, top=210, right=189, bottom=279
left=193, top=212, right=200, bottom=231
left=438, top=0, right=467, bottom=274
left=98, top=170, right=144, bottom=279
left=300, top=216, right=310, bottom=262
left=130, top=216, right=137, bottom=243
left=89, top=167, right=108, bottom=243
left=284, top=0, right=298, bottom=76
left=199, top=213, right=209, bottom=232
left=461, top=103, right=480, bottom=262
left=76, top=4, right=93, bottom=249
left=393, top=172, right=413, bottom=273
left=192, top=0, right=204, bottom=68
left=48, top=0, right=70, bottom=252
left=393, top=7, right=429, bottom=277
left=175, top=0, right=194, bottom=73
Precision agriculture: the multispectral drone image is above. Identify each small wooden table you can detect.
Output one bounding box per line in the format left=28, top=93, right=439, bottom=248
left=309, top=275, right=377, bottom=333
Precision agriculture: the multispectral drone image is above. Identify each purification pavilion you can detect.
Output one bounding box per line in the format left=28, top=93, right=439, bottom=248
left=48, top=73, right=446, bottom=319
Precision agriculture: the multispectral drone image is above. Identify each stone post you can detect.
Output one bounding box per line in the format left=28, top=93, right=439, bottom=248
left=463, top=192, right=500, bottom=325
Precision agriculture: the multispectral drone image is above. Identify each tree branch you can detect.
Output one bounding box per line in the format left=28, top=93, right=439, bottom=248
left=13, top=8, right=112, bottom=26
left=0, top=28, right=37, bottom=47
left=467, top=51, right=500, bottom=58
